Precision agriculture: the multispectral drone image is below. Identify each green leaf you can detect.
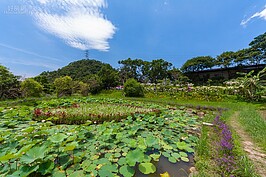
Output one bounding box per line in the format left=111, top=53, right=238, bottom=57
left=100, top=164, right=118, bottom=173
left=22, top=127, right=35, bottom=133
left=118, top=157, right=127, bottom=166
left=38, top=161, right=54, bottom=175
left=179, top=151, right=188, bottom=158
left=181, top=157, right=190, bottom=162
left=98, top=169, right=114, bottom=177
left=20, top=145, right=46, bottom=164
left=138, top=163, right=156, bottom=175
left=176, top=141, right=193, bottom=152
left=150, top=153, right=160, bottom=161
left=52, top=169, right=66, bottom=177
left=171, top=152, right=181, bottom=159
left=145, top=136, right=158, bottom=147
left=11, top=165, right=39, bottom=177
left=161, top=141, right=173, bottom=150
left=168, top=156, right=177, bottom=163
left=162, top=152, right=170, bottom=158
left=69, top=170, right=85, bottom=177
left=126, top=149, right=145, bottom=166
left=49, top=133, right=68, bottom=143
left=0, top=153, right=16, bottom=162
left=119, top=165, right=135, bottom=177
left=81, top=159, right=91, bottom=169
left=63, top=142, right=78, bottom=151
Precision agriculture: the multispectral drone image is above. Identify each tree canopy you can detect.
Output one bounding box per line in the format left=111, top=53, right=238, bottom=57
left=40, top=59, right=111, bottom=82
left=0, top=65, right=20, bottom=99
left=180, top=56, right=215, bottom=72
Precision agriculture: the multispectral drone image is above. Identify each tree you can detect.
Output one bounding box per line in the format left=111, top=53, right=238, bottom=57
left=21, top=78, right=43, bottom=97
left=98, top=64, right=119, bottom=89
left=181, top=56, right=215, bottom=72
left=124, top=78, right=144, bottom=97
left=167, top=67, right=187, bottom=85
left=234, top=49, right=250, bottom=66
left=216, top=51, right=236, bottom=68
left=249, top=32, right=266, bottom=64
left=72, top=81, right=89, bottom=96
left=0, top=65, right=20, bottom=99
left=84, top=74, right=103, bottom=94
left=235, top=67, right=266, bottom=101
left=38, top=59, right=110, bottom=82
left=54, top=76, right=73, bottom=97
left=34, top=75, right=54, bottom=94
left=147, top=59, right=172, bottom=83
left=118, top=58, right=145, bottom=82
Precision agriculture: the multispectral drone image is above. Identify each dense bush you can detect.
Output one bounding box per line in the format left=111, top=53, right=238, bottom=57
left=124, top=78, right=144, bottom=97
left=21, top=78, right=43, bottom=97
left=54, top=76, right=73, bottom=97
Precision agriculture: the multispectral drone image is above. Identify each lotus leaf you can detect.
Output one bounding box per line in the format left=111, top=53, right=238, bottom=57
left=138, top=163, right=156, bottom=174
left=11, top=165, right=39, bottom=177
left=118, top=157, right=127, bottom=166
left=181, top=157, right=190, bottom=162
left=63, top=142, right=78, bottom=151
left=119, top=165, right=135, bottom=177
left=20, top=145, right=46, bottom=164
left=150, top=153, right=161, bottom=161
left=49, top=133, right=68, bottom=143
left=126, top=149, right=144, bottom=166
left=38, top=161, right=54, bottom=175
left=69, top=170, right=85, bottom=177
left=162, top=152, right=171, bottom=158
left=168, top=156, right=177, bottom=163
left=145, top=135, right=158, bottom=147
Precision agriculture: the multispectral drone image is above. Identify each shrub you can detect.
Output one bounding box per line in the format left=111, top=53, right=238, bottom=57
left=21, top=78, right=43, bottom=97
left=124, top=78, right=144, bottom=97
left=54, top=76, right=73, bottom=97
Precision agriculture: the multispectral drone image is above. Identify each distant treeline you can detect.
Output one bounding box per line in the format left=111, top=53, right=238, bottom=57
left=0, top=32, right=265, bottom=99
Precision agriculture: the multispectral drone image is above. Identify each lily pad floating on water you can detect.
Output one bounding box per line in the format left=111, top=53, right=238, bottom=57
left=138, top=163, right=156, bottom=174
left=126, top=149, right=144, bottom=167
left=119, top=165, right=135, bottom=177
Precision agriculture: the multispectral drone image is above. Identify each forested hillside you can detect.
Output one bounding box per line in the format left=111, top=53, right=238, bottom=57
left=39, top=59, right=111, bottom=81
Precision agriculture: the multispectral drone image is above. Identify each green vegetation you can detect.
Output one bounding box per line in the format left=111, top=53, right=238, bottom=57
left=0, top=65, right=20, bottom=99
left=54, top=76, right=73, bottom=97
left=0, top=32, right=265, bottom=176
left=0, top=97, right=205, bottom=176
left=21, top=78, right=43, bottom=97
left=124, top=78, right=144, bottom=97
left=238, top=106, right=266, bottom=151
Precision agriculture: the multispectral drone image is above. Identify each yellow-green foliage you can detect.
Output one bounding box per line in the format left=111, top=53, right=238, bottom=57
left=54, top=76, right=73, bottom=97
left=21, top=78, right=43, bottom=97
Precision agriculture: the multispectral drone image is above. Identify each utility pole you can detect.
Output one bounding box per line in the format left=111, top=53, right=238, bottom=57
left=85, top=50, right=89, bottom=59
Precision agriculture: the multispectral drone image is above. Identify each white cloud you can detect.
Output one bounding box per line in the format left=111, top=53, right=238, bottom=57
left=27, top=0, right=116, bottom=51
left=241, top=6, right=266, bottom=26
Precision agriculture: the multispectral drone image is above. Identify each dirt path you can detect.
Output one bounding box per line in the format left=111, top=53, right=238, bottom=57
left=230, top=112, right=266, bottom=177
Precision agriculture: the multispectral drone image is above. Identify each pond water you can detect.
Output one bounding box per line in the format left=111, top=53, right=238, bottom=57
left=134, top=155, right=194, bottom=177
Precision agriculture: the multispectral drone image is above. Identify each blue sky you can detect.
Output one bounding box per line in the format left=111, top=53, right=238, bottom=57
left=0, top=0, right=266, bottom=77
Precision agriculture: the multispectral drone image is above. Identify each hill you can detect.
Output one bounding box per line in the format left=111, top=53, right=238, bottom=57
left=39, top=59, right=112, bottom=81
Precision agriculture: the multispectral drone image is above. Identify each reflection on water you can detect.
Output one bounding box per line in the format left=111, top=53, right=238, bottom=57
left=134, top=155, right=194, bottom=177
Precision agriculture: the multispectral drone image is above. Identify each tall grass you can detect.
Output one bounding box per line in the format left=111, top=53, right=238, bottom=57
left=238, top=106, right=266, bottom=151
